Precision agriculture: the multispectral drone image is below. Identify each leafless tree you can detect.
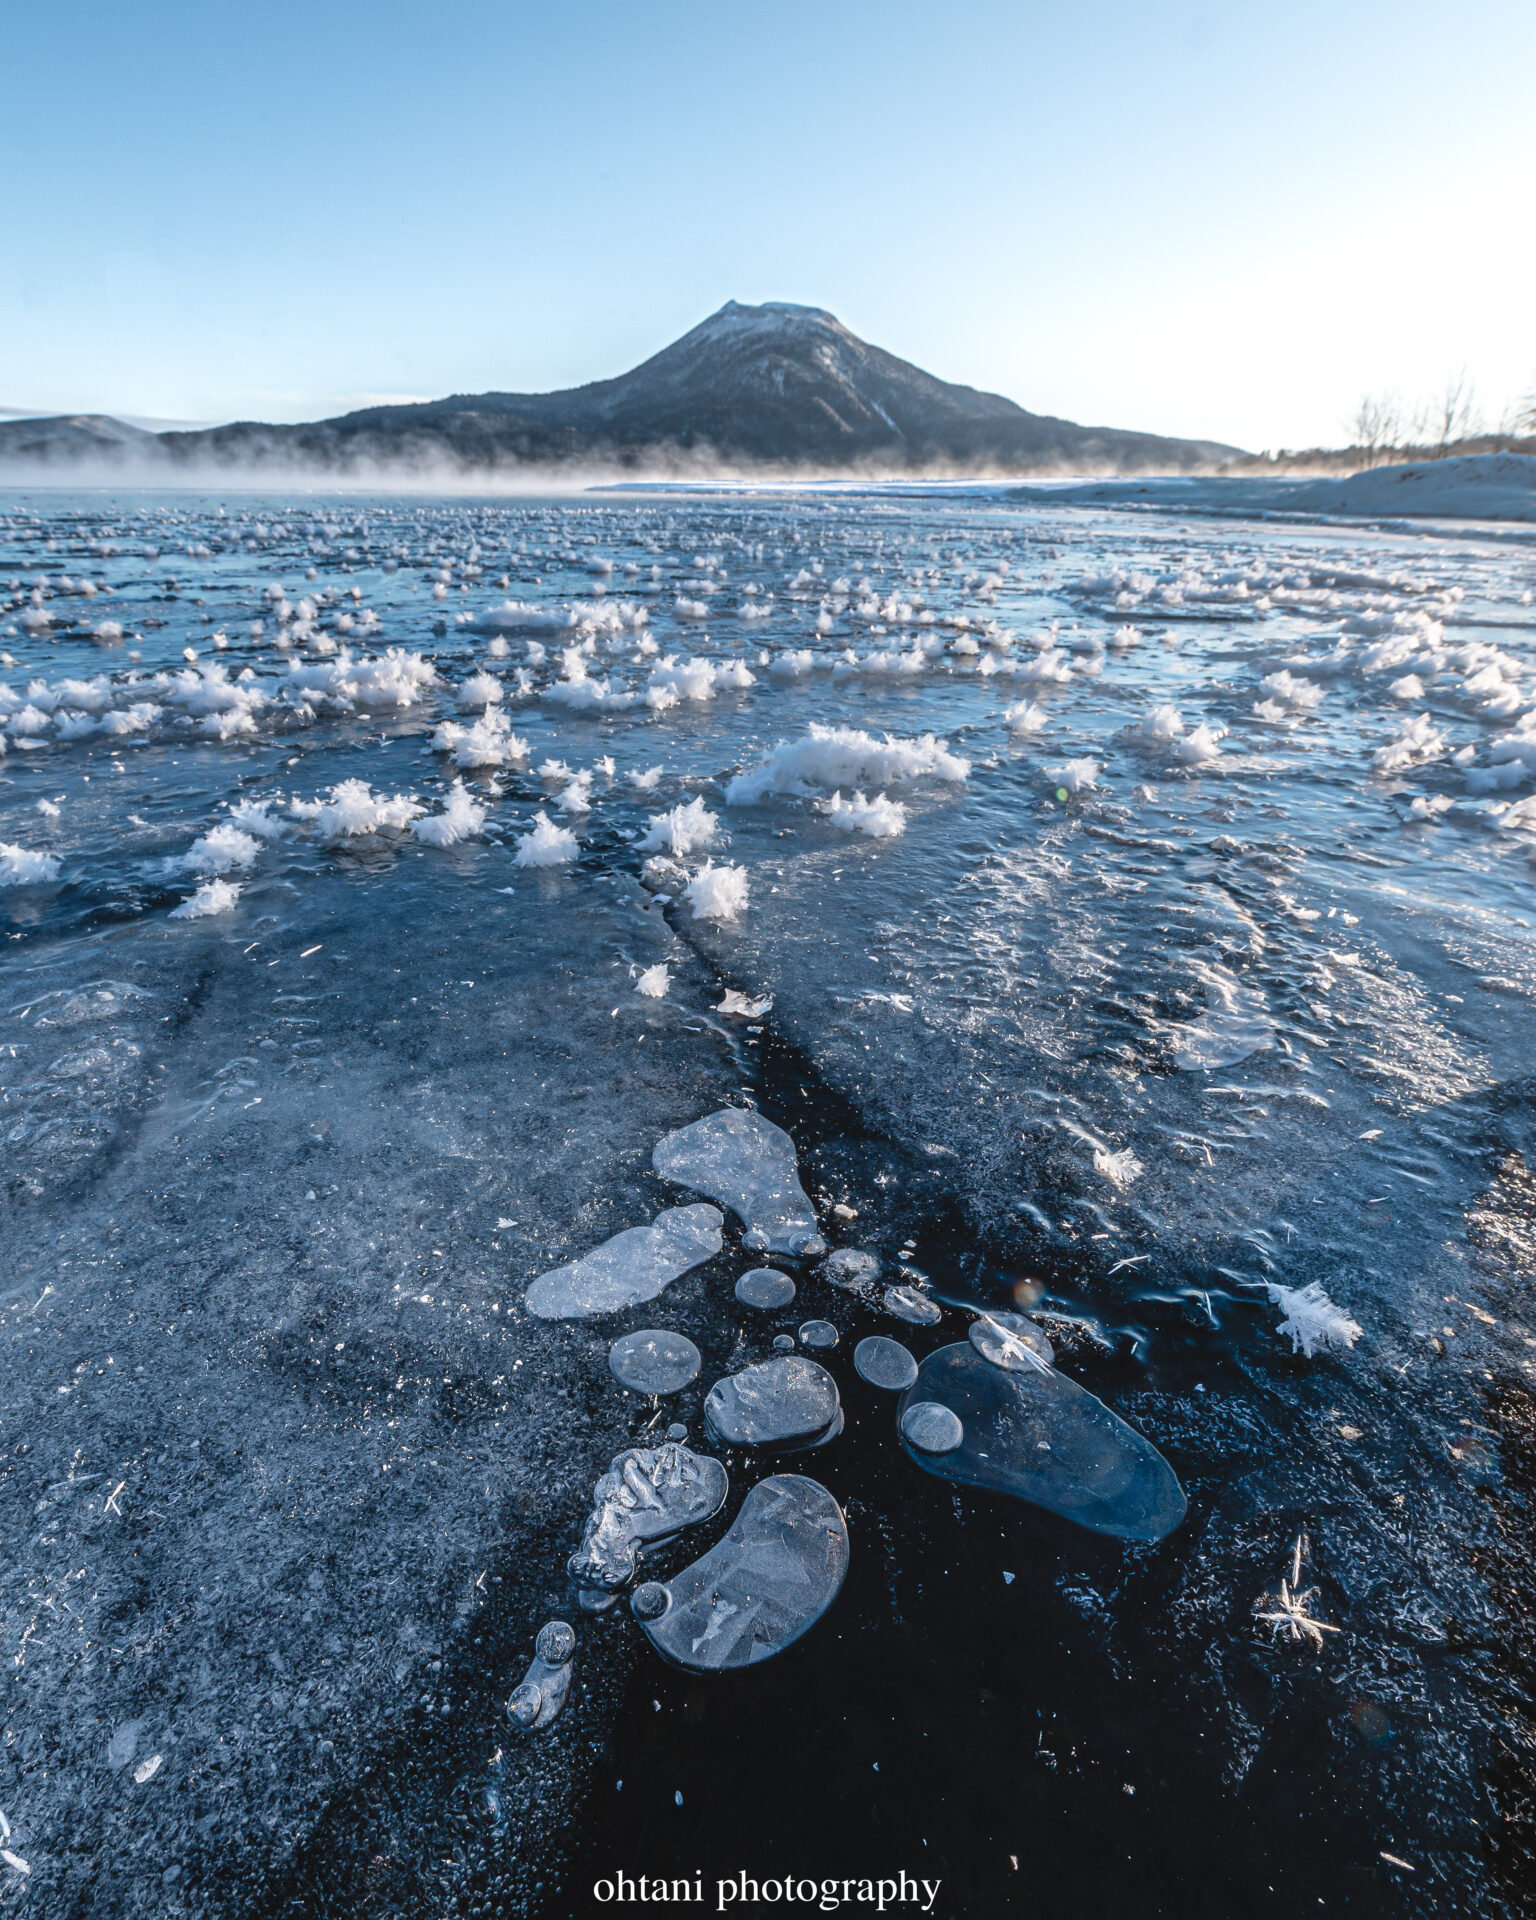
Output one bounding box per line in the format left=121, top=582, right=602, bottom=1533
left=1426, top=369, right=1480, bottom=456
left=1350, top=393, right=1403, bottom=468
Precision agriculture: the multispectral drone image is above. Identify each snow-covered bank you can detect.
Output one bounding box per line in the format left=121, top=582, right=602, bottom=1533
left=607, top=453, right=1536, bottom=525
left=1285, top=451, right=1536, bottom=522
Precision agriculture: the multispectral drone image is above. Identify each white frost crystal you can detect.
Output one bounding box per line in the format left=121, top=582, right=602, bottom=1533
left=1267, top=1282, right=1363, bottom=1358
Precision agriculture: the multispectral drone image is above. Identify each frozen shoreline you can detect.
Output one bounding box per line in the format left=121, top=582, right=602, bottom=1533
left=1, top=486, right=1533, bottom=1915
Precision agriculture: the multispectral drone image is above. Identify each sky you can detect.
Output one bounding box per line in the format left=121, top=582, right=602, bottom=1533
left=4, top=0, right=1533, bottom=453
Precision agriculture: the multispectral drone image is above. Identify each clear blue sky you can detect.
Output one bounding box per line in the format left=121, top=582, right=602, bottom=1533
left=5, top=0, right=1532, bottom=450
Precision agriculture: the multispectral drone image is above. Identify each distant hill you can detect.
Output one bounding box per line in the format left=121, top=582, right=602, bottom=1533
left=0, top=303, right=1242, bottom=479
left=0, top=413, right=162, bottom=465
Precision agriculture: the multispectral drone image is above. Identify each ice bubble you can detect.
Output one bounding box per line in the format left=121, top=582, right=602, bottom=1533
left=820, top=1248, right=880, bottom=1290
left=853, top=1336, right=918, bottom=1392
left=608, top=1329, right=702, bottom=1394
left=537, top=1621, right=576, bottom=1664
left=665, top=1422, right=688, bottom=1441
left=883, top=1284, right=942, bottom=1325
left=654, top=1107, right=824, bottom=1257
left=969, top=1312, right=1055, bottom=1373
left=507, top=1619, right=576, bottom=1730
left=772, top=1334, right=796, bottom=1351
left=704, top=1354, right=842, bottom=1451
left=735, top=1267, right=796, bottom=1309
left=798, top=1320, right=838, bottom=1350
left=901, top=1401, right=965, bottom=1453
left=897, top=1344, right=1187, bottom=1541
left=524, top=1204, right=723, bottom=1319
left=568, top=1442, right=728, bottom=1593
left=507, top=1683, right=542, bottom=1727
left=630, top=1474, right=850, bottom=1671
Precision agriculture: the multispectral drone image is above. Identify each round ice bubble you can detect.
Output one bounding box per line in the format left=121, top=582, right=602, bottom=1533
left=632, top=1582, right=669, bottom=1620
left=772, top=1333, right=797, bottom=1352
left=902, top=1401, right=964, bottom=1453
left=854, top=1335, right=918, bottom=1392
left=969, top=1312, right=1054, bottom=1373
left=536, top=1620, right=576, bottom=1666
left=609, top=1328, right=702, bottom=1395
left=884, top=1285, right=942, bottom=1326
left=799, top=1320, right=838, bottom=1350
left=736, top=1267, right=796, bottom=1309
left=507, top=1682, right=542, bottom=1727
left=820, top=1248, right=880, bottom=1290
left=665, top=1421, right=688, bottom=1441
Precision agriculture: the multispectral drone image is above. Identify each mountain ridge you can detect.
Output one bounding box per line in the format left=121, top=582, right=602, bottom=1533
left=0, top=302, right=1243, bottom=478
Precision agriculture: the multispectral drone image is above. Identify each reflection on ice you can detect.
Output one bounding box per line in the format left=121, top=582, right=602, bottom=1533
left=898, top=1344, right=1187, bottom=1542
left=524, top=1205, right=723, bottom=1319
left=630, top=1474, right=850, bottom=1671
left=654, top=1107, right=825, bottom=1256
left=1168, top=960, right=1274, bottom=1071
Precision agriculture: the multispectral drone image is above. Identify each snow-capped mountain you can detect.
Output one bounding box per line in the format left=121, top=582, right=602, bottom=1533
left=0, top=302, right=1241, bottom=476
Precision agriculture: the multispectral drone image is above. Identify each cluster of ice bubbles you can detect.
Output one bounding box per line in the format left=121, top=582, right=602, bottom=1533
left=505, top=1105, right=1187, bottom=1718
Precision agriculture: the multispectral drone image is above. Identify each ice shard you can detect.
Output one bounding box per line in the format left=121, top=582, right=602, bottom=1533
left=897, top=1343, right=1187, bottom=1542
left=507, top=1620, right=577, bottom=1730
left=629, top=1474, right=849, bottom=1671
left=568, top=1442, right=729, bottom=1594
left=653, top=1108, right=825, bottom=1257
left=704, top=1354, right=842, bottom=1451
left=608, top=1329, right=702, bottom=1395
left=524, top=1205, right=723, bottom=1319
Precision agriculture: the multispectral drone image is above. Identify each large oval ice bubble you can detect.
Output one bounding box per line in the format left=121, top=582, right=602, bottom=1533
left=896, top=1343, right=1187, bottom=1542
left=629, top=1474, right=849, bottom=1671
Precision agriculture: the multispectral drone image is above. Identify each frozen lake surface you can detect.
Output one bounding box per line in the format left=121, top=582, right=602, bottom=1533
left=2, top=486, right=1534, bottom=1916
